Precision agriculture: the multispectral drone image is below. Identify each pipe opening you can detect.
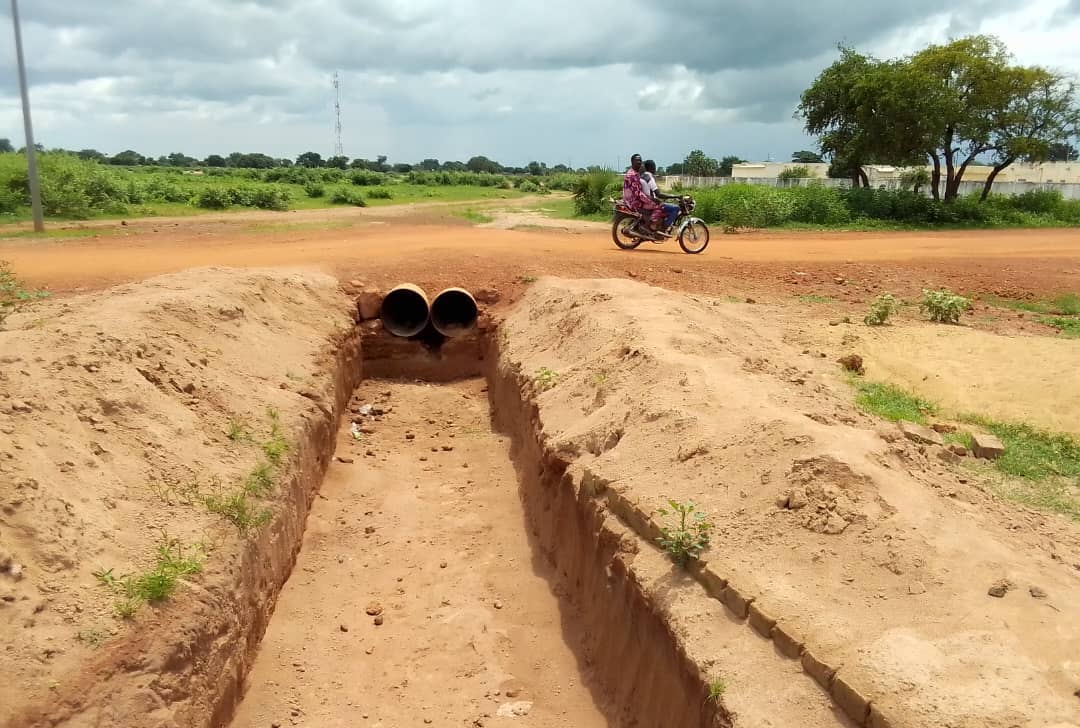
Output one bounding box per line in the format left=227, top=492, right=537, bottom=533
left=430, top=288, right=478, bottom=337
left=381, top=285, right=430, bottom=338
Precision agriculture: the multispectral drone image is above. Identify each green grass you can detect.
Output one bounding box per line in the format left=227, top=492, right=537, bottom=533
left=243, top=463, right=275, bottom=497
left=541, top=197, right=610, bottom=222
left=797, top=294, right=834, bottom=304
left=960, top=416, right=1080, bottom=482
left=944, top=430, right=975, bottom=449
left=706, top=678, right=727, bottom=703
left=95, top=535, right=205, bottom=619
left=204, top=490, right=272, bottom=533
left=454, top=208, right=494, bottom=224
left=853, top=381, right=937, bottom=424
left=1039, top=316, right=1080, bottom=338
left=984, top=293, right=1080, bottom=316
left=226, top=416, right=252, bottom=443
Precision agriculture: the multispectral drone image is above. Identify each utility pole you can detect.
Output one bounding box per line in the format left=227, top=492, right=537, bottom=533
left=10, top=0, right=44, bottom=232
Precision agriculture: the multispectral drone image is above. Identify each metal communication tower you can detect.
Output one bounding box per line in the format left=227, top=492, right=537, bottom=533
left=332, top=71, right=344, bottom=158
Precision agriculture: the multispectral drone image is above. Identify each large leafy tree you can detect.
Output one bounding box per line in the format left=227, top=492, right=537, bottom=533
left=682, top=149, right=720, bottom=177
left=791, top=150, right=823, bottom=164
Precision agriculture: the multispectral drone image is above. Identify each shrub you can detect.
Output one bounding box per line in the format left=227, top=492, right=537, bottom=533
left=251, top=186, right=291, bottom=211
left=304, top=181, right=326, bottom=198
left=788, top=184, right=850, bottom=224
left=366, top=187, right=393, bottom=199
left=193, top=186, right=232, bottom=209
left=1009, top=189, right=1062, bottom=214
left=778, top=166, right=812, bottom=180
left=518, top=179, right=540, bottom=193
left=572, top=168, right=617, bottom=216
left=1, top=260, right=49, bottom=327
left=656, top=499, right=712, bottom=566
left=349, top=170, right=386, bottom=186
left=330, top=187, right=366, bottom=206
left=864, top=293, right=899, bottom=326
left=921, top=289, right=970, bottom=323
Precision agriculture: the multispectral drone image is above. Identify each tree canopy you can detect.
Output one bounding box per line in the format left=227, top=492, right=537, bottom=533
left=799, top=35, right=1080, bottom=201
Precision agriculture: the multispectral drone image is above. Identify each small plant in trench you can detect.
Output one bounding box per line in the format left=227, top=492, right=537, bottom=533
left=204, top=490, right=272, bottom=533
left=706, top=678, right=727, bottom=703
left=656, top=499, right=713, bottom=566
left=534, top=367, right=560, bottom=391
left=226, top=416, right=253, bottom=442
left=0, top=260, right=50, bottom=328
left=921, top=288, right=970, bottom=324
left=864, top=293, right=898, bottom=326
left=519, top=274, right=538, bottom=284
left=262, top=407, right=290, bottom=465
left=94, top=534, right=205, bottom=619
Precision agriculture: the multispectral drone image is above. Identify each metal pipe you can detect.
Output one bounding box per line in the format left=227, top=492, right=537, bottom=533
left=380, top=284, right=430, bottom=337
left=430, top=288, right=478, bottom=337
left=10, top=0, right=44, bottom=232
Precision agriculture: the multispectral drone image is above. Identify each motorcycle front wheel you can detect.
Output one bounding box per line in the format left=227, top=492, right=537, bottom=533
left=678, top=220, right=710, bottom=254
left=612, top=215, right=644, bottom=250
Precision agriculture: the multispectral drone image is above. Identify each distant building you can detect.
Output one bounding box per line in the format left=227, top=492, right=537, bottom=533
left=729, top=160, right=1080, bottom=184
left=730, top=162, right=829, bottom=179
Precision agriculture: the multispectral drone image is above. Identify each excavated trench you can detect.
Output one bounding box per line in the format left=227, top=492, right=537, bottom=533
left=223, top=323, right=730, bottom=728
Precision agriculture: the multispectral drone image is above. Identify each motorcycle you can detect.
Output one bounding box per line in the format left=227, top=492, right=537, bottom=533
left=610, top=194, right=710, bottom=254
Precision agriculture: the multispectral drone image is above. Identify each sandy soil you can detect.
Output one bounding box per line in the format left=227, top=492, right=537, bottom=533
left=230, top=379, right=609, bottom=728
left=0, top=268, right=356, bottom=727
left=499, top=277, right=1080, bottom=728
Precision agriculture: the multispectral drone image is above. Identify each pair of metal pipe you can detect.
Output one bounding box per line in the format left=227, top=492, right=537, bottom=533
left=380, top=284, right=479, bottom=338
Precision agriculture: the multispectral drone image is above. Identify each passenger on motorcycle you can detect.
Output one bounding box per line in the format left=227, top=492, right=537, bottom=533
left=642, top=160, right=681, bottom=232
left=622, top=154, right=664, bottom=231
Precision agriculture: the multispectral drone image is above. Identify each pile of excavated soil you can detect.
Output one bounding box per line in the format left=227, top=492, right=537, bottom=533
left=497, top=277, right=1080, bottom=728
left=0, top=268, right=359, bottom=727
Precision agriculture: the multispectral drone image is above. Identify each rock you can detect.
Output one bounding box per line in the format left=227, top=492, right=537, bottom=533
left=988, top=579, right=1014, bottom=598
left=365, top=603, right=383, bottom=616
left=745, top=298, right=756, bottom=304
left=496, top=701, right=534, bottom=718
left=908, top=581, right=927, bottom=595
left=948, top=444, right=969, bottom=457
left=8, top=401, right=32, bottom=414
left=775, top=494, right=790, bottom=509
left=899, top=422, right=944, bottom=446
left=440, top=561, right=448, bottom=569
left=837, top=354, right=864, bottom=375
left=373, top=615, right=384, bottom=626
left=493, top=600, right=503, bottom=610
left=364, top=526, right=375, bottom=534
left=336, top=456, right=355, bottom=464
left=405, top=433, right=415, bottom=440
left=876, top=426, right=902, bottom=443
left=356, top=289, right=383, bottom=320
left=8, top=563, right=24, bottom=581
left=931, top=423, right=957, bottom=434
left=786, top=487, right=809, bottom=511
left=339, top=624, right=349, bottom=632
left=441, top=445, right=454, bottom=452
left=823, top=513, right=849, bottom=535
left=475, top=287, right=500, bottom=305
left=936, top=448, right=961, bottom=465
left=1029, top=586, right=1047, bottom=599
left=972, top=433, right=1005, bottom=460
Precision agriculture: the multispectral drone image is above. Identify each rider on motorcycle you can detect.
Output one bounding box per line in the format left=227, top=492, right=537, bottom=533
left=642, top=160, right=681, bottom=233
left=623, top=154, right=664, bottom=233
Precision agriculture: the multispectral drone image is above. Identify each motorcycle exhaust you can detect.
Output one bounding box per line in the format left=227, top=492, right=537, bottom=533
left=380, top=284, right=430, bottom=337
left=430, top=287, right=479, bottom=338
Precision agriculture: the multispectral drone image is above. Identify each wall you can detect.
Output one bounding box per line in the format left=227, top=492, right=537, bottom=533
left=662, top=175, right=1080, bottom=200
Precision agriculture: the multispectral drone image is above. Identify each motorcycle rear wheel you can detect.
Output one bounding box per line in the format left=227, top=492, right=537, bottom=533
left=612, top=215, right=644, bottom=250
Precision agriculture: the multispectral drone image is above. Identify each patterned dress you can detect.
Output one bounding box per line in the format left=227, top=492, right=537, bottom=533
left=622, top=168, right=663, bottom=222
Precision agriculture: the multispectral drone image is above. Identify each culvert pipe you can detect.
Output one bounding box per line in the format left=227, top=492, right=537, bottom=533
left=430, top=287, right=479, bottom=337
left=380, top=284, right=430, bottom=337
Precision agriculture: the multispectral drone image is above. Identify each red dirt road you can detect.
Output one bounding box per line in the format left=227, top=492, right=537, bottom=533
left=2, top=209, right=1078, bottom=302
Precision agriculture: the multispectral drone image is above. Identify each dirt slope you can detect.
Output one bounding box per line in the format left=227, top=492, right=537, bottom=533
left=0, top=268, right=357, bottom=727
left=498, top=277, right=1080, bottom=728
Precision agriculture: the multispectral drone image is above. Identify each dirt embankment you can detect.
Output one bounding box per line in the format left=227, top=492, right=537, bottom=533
left=496, top=278, right=1080, bottom=728
left=0, top=269, right=361, bottom=727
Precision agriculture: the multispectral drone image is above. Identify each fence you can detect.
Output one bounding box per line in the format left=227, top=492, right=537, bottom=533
left=664, top=175, right=1080, bottom=201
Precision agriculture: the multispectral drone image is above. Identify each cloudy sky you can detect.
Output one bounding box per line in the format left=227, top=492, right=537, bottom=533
left=1, top=0, right=1079, bottom=167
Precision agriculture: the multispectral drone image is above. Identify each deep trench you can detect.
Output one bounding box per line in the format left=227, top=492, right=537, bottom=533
left=224, top=325, right=728, bottom=728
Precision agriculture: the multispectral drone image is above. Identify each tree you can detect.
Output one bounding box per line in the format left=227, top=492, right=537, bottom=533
left=77, top=149, right=105, bottom=161
left=326, top=155, right=350, bottom=169
left=778, top=166, right=812, bottom=180
left=376, top=155, right=389, bottom=172
left=682, top=149, right=720, bottom=177
left=900, top=168, right=931, bottom=194
left=719, top=155, right=745, bottom=177
left=466, top=155, right=501, bottom=174
left=109, top=150, right=145, bottom=166
left=0, top=139, right=13, bottom=153
left=419, top=158, right=440, bottom=171
left=1048, top=142, right=1078, bottom=161
left=791, top=150, right=824, bottom=164
left=527, top=161, right=548, bottom=176
left=977, top=67, right=1079, bottom=199
left=392, top=163, right=413, bottom=173
left=204, top=154, right=227, bottom=167
left=167, top=152, right=197, bottom=167
left=296, top=151, right=324, bottom=168
left=665, top=162, right=685, bottom=175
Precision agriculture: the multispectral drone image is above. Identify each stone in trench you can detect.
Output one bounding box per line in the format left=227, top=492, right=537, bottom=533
left=988, top=579, right=1014, bottom=598
left=356, top=289, right=383, bottom=320
left=948, top=444, right=969, bottom=457
left=1029, top=586, right=1047, bottom=599
left=972, top=433, right=1005, bottom=460
left=899, top=421, right=944, bottom=446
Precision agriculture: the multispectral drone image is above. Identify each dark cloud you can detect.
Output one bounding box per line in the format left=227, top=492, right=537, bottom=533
left=0, top=0, right=1072, bottom=164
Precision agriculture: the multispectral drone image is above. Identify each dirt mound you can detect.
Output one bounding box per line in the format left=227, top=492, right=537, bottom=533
left=0, top=268, right=358, bottom=727
left=498, top=277, right=1080, bottom=728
